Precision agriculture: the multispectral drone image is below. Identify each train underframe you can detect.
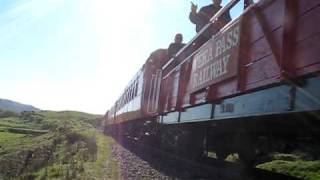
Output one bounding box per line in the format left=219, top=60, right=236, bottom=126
left=106, top=76, right=320, bottom=166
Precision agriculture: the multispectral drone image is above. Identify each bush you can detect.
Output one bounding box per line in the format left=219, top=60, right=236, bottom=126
left=66, top=132, right=85, bottom=144
left=0, top=110, right=19, bottom=118
left=65, top=131, right=97, bottom=161
left=20, top=111, right=43, bottom=123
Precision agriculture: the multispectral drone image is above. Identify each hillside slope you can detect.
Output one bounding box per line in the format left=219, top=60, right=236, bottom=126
left=0, top=98, right=40, bottom=112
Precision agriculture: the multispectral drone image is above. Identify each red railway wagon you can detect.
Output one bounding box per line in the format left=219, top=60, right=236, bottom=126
left=105, top=49, right=168, bottom=137
left=105, top=0, right=320, bottom=165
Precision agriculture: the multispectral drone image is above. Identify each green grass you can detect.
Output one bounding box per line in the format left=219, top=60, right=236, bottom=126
left=33, top=130, right=119, bottom=179
left=0, top=131, right=26, bottom=144
left=0, top=117, right=32, bottom=128
left=83, top=131, right=120, bottom=179
left=0, top=110, right=119, bottom=179
left=257, top=160, right=320, bottom=180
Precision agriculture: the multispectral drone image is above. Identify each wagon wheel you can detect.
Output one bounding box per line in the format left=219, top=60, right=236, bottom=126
left=182, top=127, right=205, bottom=160
left=216, top=148, right=229, bottom=160
left=160, top=125, right=205, bottom=160
left=160, top=126, right=185, bottom=152
left=235, top=133, right=256, bottom=167
left=214, top=134, right=230, bottom=160
left=239, top=148, right=255, bottom=167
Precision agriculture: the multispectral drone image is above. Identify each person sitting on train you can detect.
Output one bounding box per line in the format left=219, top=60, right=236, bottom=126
left=189, top=0, right=231, bottom=33
left=167, top=33, right=186, bottom=59
left=148, top=48, right=169, bottom=67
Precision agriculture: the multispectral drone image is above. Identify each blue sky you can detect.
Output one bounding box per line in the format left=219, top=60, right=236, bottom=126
left=0, top=0, right=244, bottom=114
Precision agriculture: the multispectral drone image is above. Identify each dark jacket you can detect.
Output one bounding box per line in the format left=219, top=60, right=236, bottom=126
left=189, top=4, right=231, bottom=33
left=168, top=43, right=185, bottom=59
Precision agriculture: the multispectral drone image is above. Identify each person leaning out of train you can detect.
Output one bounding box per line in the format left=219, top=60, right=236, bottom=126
left=189, top=0, right=231, bottom=33
left=167, top=33, right=186, bottom=59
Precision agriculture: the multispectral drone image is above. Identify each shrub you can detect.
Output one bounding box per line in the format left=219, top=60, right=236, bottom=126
left=20, top=111, right=43, bottom=123
left=0, top=110, right=19, bottom=118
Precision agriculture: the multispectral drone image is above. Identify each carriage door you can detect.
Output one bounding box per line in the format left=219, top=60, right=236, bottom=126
left=147, top=69, right=162, bottom=114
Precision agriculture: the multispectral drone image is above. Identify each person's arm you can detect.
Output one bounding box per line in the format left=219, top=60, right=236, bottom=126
left=190, top=12, right=202, bottom=25
left=189, top=2, right=200, bottom=24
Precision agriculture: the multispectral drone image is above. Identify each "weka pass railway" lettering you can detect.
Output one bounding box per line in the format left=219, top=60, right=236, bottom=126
left=190, top=22, right=241, bottom=92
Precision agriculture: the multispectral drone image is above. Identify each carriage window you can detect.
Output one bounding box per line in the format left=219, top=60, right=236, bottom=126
left=125, top=90, right=128, bottom=104
left=126, top=89, right=129, bottom=103
left=130, top=88, right=132, bottom=100
left=129, top=87, right=132, bottom=101
left=135, top=81, right=139, bottom=96
left=127, top=89, right=130, bottom=102
left=132, top=82, right=136, bottom=98
left=129, top=86, right=133, bottom=101
left=132, top=85, right=135, bottom=99
left=121, top=96, right=124, bottom=108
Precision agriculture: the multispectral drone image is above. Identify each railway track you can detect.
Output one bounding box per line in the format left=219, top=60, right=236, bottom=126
left=115, top=136, right=302, bottom=180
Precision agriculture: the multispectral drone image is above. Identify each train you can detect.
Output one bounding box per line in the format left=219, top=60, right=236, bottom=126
left=104, top=0, right=320, bottom=166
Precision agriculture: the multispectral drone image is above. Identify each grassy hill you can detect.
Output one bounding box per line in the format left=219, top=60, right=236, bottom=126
left=0, top=110, right=119, bottom=179
left=0, top=98, right=40, bottom=113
